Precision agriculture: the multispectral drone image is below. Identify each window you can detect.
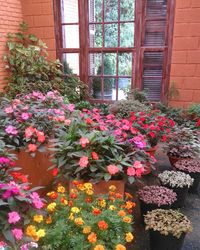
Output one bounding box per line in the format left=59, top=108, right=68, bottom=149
left=54, top=0, right=175, bottom=102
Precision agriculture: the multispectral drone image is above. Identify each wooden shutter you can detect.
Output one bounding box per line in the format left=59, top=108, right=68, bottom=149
left=139, top=0, right=175, bottom=102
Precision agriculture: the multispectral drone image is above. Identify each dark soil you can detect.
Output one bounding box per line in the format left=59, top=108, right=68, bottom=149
left=125, top=145, right=200, bottom=250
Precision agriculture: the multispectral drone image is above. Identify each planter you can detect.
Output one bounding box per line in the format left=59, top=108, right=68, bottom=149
left=14, top=149, right=54, bottom=195
left=93, top=90, right=112, bottom=100
left=149, top=230, right=185, bottom=250
left=167, top=154, right=191, bottom=168
left=69, top=180, right=125, bottom=196
left=143, top=146, right=157, bottom=175
left=179, top=171, right=200, bottom=194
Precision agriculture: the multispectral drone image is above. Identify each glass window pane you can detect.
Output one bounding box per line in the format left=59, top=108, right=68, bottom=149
left=91, top=77, right=102, bottom=99
left=118, top=53, right=132, bottom=76
left=89, top=24, right=103, bottom=47
left=89, top=53, right=102, bottom=75
left=103, top=53, right=116, bottom=76
left=89, top=0, right=102, bottom=22
left=118, top=78, right=131, bottom=100
left=105, top=24, right=118, bottom=47
left=61, top=0, right=79, bottom=23
left=120, top=0, right=135, bottom=21
left=63, top=53, right=79, bottom=75
left=104, top=0, right=118, bottom=21
left=120, top=23, right=134, bottom=47
left=103, top=77, right=116, bottom=100
left=62, top=25, right=79, bottom=48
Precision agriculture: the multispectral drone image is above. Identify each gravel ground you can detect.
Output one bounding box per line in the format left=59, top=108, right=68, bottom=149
left=126, top=146, right=200, bottom=250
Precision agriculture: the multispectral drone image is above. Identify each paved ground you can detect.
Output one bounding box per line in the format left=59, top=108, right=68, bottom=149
left=126, top=147, right=200, bottom=250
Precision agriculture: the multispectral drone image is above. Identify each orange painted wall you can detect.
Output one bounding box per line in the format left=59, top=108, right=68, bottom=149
left=0, top=0, right=23, bottom=90
left=170, top=0, right=200, bottom=108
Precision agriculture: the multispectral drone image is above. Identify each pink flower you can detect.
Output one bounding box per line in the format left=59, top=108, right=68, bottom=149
left=79, top=156, right=89, bottom=168
left=0, top=241, right=7, bottom=247
left=30, top=192, right=44, bottom=209
left=4, top=106, right=13, bottom=113
left=5, top=125, right=18, bottom=135
left=8, top=212, right=20, bottom=224
left=107, top=165, right=120, bottom=175
left=28, top=144, right=37, bottom=152
left=80, top=137, right=89, bottom=148
left=127, top=167, right=136, bottom=176
left=36, top=131, right=45, bottom=143
left=21, top=112, right=30, bottom=120
left=67, top=104, right=75, bottom=112
left=64, top=119, right=71, bottom=126
left=91, top=151, right=99, bottom=160
left=12, top=228, right=23, bottom=240
left=133, top=161, right=143, bottom=169
left=135, top=167, right=144, bottom=177
left=25, top=126, right=35, bottom=138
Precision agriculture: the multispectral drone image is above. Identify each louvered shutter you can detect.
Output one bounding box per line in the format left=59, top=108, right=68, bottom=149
left=141, top=0, right=168, bottom=101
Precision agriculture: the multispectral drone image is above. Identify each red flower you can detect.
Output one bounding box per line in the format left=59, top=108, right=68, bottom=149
left=149, top=132, right=155, bottom=138
left=196, top=119, right=200, bottom=127
left=28, top=144, right=37, bottom=152
left=92, top=208, right=101, bottom=216
left=80, top=137, right=89, bottom=148
left=98, top=220, right=108, bottom=230
left=52, top=168, right=58, bottom=177
left=36, top=131, right=46, bottom=143
left=91, top=152, right=99, bottom=160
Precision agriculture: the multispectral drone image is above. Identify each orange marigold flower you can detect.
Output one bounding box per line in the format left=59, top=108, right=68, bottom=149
left=98, top=220, right=108, bottom=231
left=125, top=192, right=133, bottom=199
left=118, top=210, right=126, bottom=217
left=72, top=180, right=80, bottom=186
left=125, top=201, right=136, bottom=210
left=70, top=193, right=77, bottom=199
left=57, top=184, right=65, bottom=193
left=47, top=191, right=58, bottom=200
left=115, top=193, right=123, bottom=199
left=85, top=196, right=92, bottom=203
left=109, top=185, right=117, bottom=192
left=123, top=216, right=132, bottom=224
left=115, top=244, right=126, bottom=250
left=68, top=200, right=73, bottom=207
left=88, top=232, right=97, bottom=243
left=92, top=208, right=101, bottom=216
left=83, top=226, right=91, bottom=234
left=46, top=216, right=52, bottom=224
left=74, top=217, right=84, bottom=226
left=125, top=232, right=134, bottom=243
left=60, top=197, right=68, bottom=205
left=94, top=245, right=105, bottom=250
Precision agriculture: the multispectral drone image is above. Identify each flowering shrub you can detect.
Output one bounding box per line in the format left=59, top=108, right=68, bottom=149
left=138, top=185, right=177, bottom=207
left=0, top=91, right=74, bottom=154
left=144, top=209, right=192, bottom=238
left=158, top=171, right=194, bottom=188
left=51, top=115, right=152, bottom=184
left=174, top=159, right=200, bottom=173
left=31, top=182, right=135, bottom=249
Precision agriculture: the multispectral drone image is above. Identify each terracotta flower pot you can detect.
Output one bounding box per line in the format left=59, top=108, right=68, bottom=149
left=14, top=148, right=54, bottom=195
left=167, top=154, right=191, bottom=168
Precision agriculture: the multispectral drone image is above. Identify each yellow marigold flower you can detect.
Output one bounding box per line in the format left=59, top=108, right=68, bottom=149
left=94, top=245, right=105, bottom=250
left=36, top=229, right=46, bottom=238
left=77, top=184, right=85, bottom=191
left=84, top=183, right=93, bottom=190
left=86, top=189, right=94, bottom=196
left=57, top=185, right=66, bottom=193
left=125, top=232, right=134, bottom=243
left=71, top=207, right=80, bottom=213
left=74, top=217, right=84, bottom=226
left=88, top=232, right=97, bottom=244
left=115, top=244, right=126, bottom=250
left=47, top=202, right=56, bottom=212
left=46, top=216, right=52, bottom=224
left=98, top=199, right=106, bottom=208
left=69, top=213, right=74, bottom=221
left=123, top=216, right=132, bottom=224
left=26, top=225, right=37, bottom=237
left=109, top=185, right=116, bottom=191
left=33, top=214, right=43, bottom=223
left=83, top=226, right=91, bottom=234
left=109, top=205, right=116, bottom=210
left=118, top=210, right=126, bottom=217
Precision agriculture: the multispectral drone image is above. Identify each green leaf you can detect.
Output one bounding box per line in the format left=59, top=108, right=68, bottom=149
left=104, top=173, right=111, bottom=182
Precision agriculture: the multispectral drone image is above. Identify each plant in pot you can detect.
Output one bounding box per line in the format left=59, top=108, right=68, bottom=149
left=174, top=158, right=200, bottom=194
left=138, top=185, right=177, bottom=222
left=144, top=209, right=192, bottom=250
left=158, top=171, right=194, bottom=208
left=165, top=127, right=200, bottom=167
left=31, top=182, right=135, bottom=249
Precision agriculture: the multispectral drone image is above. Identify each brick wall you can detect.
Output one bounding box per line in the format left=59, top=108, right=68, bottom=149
left=0, top=0, right=23, bottom=90
left=170, top=0, right=200, bottom=108
left=21, top=0, right=56, bottom=60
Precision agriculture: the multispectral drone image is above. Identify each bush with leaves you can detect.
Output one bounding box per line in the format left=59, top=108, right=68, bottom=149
left=2, top=22, right=89, bottom=102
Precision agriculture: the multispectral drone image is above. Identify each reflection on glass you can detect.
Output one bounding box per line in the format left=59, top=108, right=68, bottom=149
left=103, top=53, right=116, bottom=75
left=63, top=53, right=79, bottom=75
left=103, top=77, right=116, bottom=100
left=89, top=24, right=103, bottom=47
left=120, top=23, right=134, bottom=47
left=62, top=25, right=79, bottom=48
left=104, top=0, right=118, bottom=21
left=118, top=78, right=131, bottom=100
left=89, top=53, right=102, bottom=75
left=89, top=0, right=102, bottom=22
left=120, top=0, right=135, bottom=21
left=118, top=53, right=132, bottom=76
left=105, top=24, right=118, bottom=47
left=61, top=0, right=79, bottom=23
left=91, top=77, right=102, bottom=99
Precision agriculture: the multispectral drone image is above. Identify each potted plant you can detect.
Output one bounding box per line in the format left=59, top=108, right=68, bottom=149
left=138, top=185, right=177, bottom=222
left=144, top=209, right=192, bottom=250
left=165, top=127, right=200, bottom=167
left=158, top=171, right=194, bottom=208
left=30, top=182, right=135, bottom=249
left=174, top=158, right=200, bottom=193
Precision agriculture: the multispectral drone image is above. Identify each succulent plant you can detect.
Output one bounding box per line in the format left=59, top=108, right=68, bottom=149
left=138, top=185, right=177, bottom=207
left=174, top=159, right=200, bottom=173
left=144, top=209, right=192, bottom=238
left=158, top=171, right=194, bottom=188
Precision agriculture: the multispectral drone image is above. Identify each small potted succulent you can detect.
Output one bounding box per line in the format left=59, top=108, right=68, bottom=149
left=138, top=185, right=177, bottom=222
left=144, top=209, right=192, bottom=250
left=174, top=158, right=200, bottom=193
left=158, top=171, right=194, bottom=208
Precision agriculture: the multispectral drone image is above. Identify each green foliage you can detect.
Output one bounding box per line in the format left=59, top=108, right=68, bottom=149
left=2, top=22, right=89, bottom=103
left=127, top=88, right=149, bottom=103
left=188, top=104, right=200, bottom=118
